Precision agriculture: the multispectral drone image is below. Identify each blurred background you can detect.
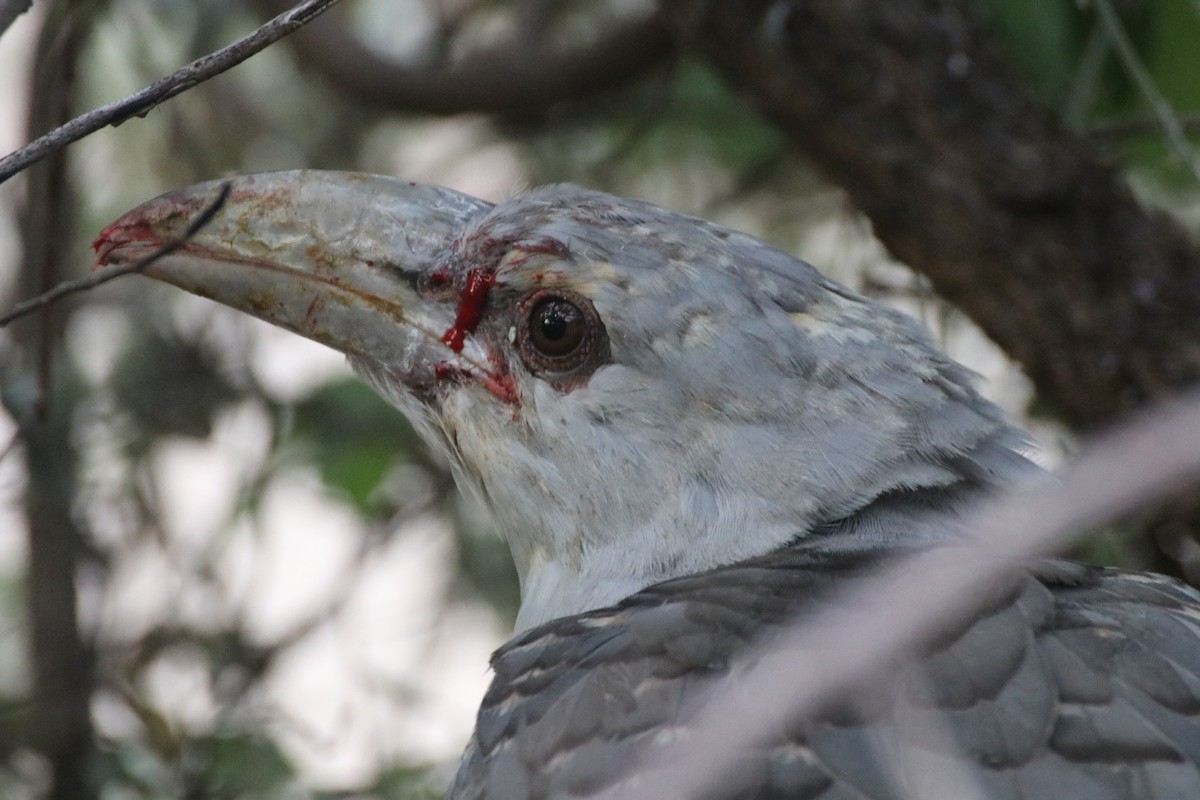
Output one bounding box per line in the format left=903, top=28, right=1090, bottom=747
left=0, top=0, right=1199, bottom=797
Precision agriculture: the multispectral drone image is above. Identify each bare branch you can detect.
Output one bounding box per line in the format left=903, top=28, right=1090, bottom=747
left=0, top=182, right=231, bottom=327
left=0, top=0, right=345, bottom=186
left=630, top=394, right=1200, bottom=798
left=0, top=0, right=33, bottom=41
left=254, top=0, right=670, bottom=116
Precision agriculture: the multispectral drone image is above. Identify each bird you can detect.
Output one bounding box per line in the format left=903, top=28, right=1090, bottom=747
left=95, top=171, right=1200, bottom=799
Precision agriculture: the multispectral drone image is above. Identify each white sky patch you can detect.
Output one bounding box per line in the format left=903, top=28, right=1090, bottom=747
left=262, top=518, right=503, bottom=786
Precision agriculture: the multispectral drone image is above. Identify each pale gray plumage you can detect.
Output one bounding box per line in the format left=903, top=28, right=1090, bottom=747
left=95, top=171, right=1200, bottom=799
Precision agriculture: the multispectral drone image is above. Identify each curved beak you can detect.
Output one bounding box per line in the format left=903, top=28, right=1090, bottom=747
left=94, top=170, right=493, bottom=378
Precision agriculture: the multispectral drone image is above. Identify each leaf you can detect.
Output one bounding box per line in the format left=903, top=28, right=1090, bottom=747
left=371, top=762, right=443, bottom=799
left=983, top=0, right=1087, bottom=105
left=200, top=729, right=296, bottom=795
left=289, top=379, right=430, bottom=511
left=1142, top=0, right=1200, bottom=112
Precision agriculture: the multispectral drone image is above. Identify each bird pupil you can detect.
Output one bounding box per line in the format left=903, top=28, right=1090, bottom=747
left=541, top=307, right=569, bottom=340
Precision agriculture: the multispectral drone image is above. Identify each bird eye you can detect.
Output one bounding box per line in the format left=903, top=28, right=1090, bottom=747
left=515, top=289, right=609, bottom=380
left=529, top=298, right=585, bottom=357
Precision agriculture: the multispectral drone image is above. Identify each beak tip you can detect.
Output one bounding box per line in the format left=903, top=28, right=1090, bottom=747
left=91, top=223, right=128, bottom=268
left=91, top=187, right=204, bottom=269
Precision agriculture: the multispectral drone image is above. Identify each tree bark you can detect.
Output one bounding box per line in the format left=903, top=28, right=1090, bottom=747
left=9, top=3, right=98, bottom=798
left=661, top=0, right=1200, bottom=430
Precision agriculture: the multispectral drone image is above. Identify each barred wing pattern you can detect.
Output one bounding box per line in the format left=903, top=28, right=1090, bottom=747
left=451, top=546, right=1200, bottom=800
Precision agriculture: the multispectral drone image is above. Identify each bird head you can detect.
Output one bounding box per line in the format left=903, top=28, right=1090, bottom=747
left=95, top=171, right=1032, bottom=629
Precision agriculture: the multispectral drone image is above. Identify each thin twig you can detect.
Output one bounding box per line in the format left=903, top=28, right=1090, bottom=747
left=0, top=0, right=345, bottom=186
left=0, top=182, right=231, bottom=327
left=1090, top=0, right=1200, bottom=181
left=630, top=393, right=1200, bottom=799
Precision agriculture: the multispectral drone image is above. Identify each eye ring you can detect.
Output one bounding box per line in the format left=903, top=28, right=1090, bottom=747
left=515, top=289, right=608, bottom=376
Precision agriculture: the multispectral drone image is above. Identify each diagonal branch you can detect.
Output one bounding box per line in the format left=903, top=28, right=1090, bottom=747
left=631, top=393, right=1200, bottom=799
left=0, top=0, right=346, bottom=186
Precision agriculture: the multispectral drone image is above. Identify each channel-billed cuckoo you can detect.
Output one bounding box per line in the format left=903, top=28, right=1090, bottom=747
left=96, top=172, right=1200, bottom=799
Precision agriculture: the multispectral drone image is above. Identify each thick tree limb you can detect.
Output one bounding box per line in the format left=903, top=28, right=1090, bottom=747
left=254, top=0, right=669, bottom=116
left=661, top=0, right=1200, bottom=431
left=0, top=0, right=346, bottom=185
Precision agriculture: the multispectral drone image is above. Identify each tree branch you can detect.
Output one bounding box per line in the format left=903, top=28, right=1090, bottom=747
left=0, top=0, right=346, bottom=186
left=253, top=0, right=670, bottom=116
left=660, top=0, right=1200, bottom=431
left=0, top=0, right=33, bottom=40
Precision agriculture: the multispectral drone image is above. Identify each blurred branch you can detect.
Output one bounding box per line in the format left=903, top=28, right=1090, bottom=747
left=515, top=0, right=553, bottom=42
left=632, top=392, right=1200, bottom=799
left=9, top=3, right=96, bottom=799
left=0, top=0, right=32, bottom=40
left=0, top=0, right=346, bottom=185
left=0, top=182, right=231, bottom=327
left=254, top=0, right=670, bottom=116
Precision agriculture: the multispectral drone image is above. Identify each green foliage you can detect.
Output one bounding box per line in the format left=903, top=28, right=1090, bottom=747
left=200, top=731, right=296, bottom=796
left=980, top=0, right=1087, bottom=105
left=289, top=380, right=428, bottom=514
left=367, top=764, right=443, bottom=799
left=514, top=59, right=787, bottom=192
left=1143, top=0, right=1200, bottom=112
left=98, top=727, right=299, bottom=800
left=450, top=510, right=521, bottom=625
left=638, top=61, right=786, bottom=172
left=1122, top=0, right=1200, bottom=187
left=983, top=0, right=1200, bottom=187
left=289, top=380, right=522, bottom=619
